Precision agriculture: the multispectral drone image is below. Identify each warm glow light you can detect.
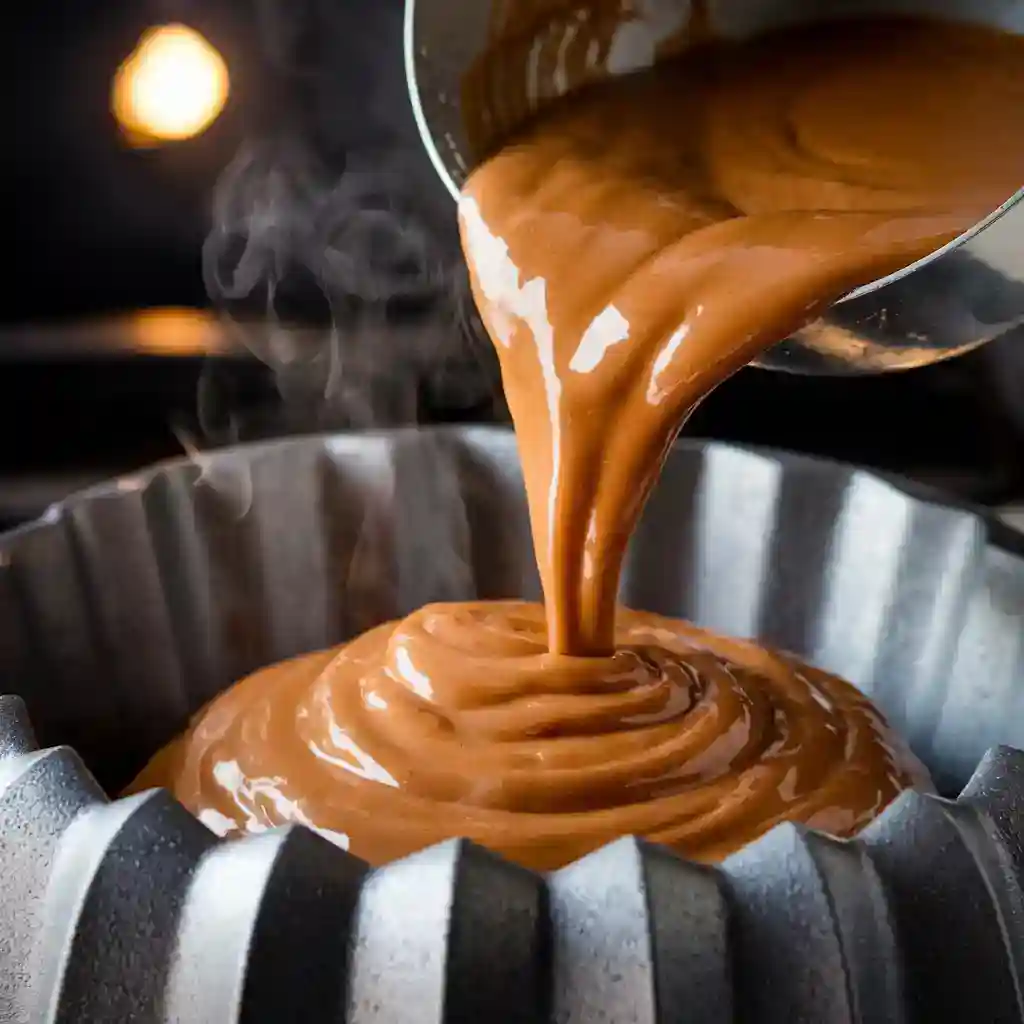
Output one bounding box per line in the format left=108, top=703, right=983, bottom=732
left=124, top=308, right=231, bottom=355
left=112, top=24, right=229, bottom=145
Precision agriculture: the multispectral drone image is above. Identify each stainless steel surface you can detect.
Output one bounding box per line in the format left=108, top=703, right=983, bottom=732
left=0, top=426, right=1023, bottom=1021
left=405, top=0, right=1024, bottom=374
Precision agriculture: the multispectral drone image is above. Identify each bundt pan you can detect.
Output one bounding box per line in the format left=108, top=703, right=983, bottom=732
left=0, top=426, right=1022, bottom=1023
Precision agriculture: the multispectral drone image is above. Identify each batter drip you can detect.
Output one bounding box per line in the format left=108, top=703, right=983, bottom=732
left=132, top=16, right=1024, bottom=868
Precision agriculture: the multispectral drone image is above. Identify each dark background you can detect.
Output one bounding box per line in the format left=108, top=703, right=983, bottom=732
left=3, top=0, right=1023, bottom=530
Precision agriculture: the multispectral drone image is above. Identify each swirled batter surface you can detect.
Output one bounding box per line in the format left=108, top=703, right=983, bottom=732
left=133, top=15, right=1024, bottom=867
left=130, top=602, right=930, bottom=870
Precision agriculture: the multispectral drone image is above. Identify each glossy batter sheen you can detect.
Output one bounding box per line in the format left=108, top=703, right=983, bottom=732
left=132, top=16, right=1024, bottom=869
left=130, top=602, right=930, bottom=869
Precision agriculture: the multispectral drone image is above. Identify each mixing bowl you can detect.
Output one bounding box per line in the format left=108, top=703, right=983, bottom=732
left=405, top=0, right=1024, bottom=373
left=0, top=427, right=1021, bottom=1021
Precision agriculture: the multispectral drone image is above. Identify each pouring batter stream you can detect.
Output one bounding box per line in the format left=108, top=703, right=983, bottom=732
left=132, top=16, right=1023, bottom=870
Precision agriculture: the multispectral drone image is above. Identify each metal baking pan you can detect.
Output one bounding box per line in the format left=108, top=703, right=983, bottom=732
left=0, top=426, right=1020, bottom=1022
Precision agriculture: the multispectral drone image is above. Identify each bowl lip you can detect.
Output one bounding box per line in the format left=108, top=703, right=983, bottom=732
left=838, top=186, right=1024, bottom=304
left=8, top=424, right=1024, bottom=561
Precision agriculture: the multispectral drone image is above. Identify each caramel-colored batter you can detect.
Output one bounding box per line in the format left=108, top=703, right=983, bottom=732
left=131, top=603, right=930, bottom=869
left=132, top=16, right=1024, bottom=869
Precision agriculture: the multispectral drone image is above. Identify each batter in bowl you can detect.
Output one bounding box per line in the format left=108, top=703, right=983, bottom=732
left=131, top=16, right=1024, bottom=869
